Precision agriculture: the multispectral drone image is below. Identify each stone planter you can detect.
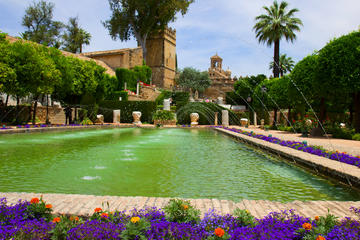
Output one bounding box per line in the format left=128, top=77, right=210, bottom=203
left=190, top=113, right=199, bottom=126
left=154, top=120, right=176, bottom=126
left=132, top=111, right=142, bottom=124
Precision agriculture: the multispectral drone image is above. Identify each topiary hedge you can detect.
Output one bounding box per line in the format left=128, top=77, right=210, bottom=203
left=176, top=102, right=240, bottom=125
left=0, top=106, right=32, bottom=124
left=98, top=100, right=156, bottom=123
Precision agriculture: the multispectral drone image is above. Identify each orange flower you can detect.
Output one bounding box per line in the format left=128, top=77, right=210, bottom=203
left=315, top=216, right=320, bottom=221
left=101, top=212, right=109, bottom=218
left=94, top=208, right=102, bottom=213
left=30, top=198, right=39, bottom=204
left=45, top=204, right=52, bottom=209
left=182, top=204, right=189, bottom=210
left=316, top=236, right=326, bottom=240
left=214, top=228, right=225, bottom=237
left=75, top=216, right=79, bottom=221
left=52, top=217, right=61, bottom=223
left=302, top=222, right=312, bottom=230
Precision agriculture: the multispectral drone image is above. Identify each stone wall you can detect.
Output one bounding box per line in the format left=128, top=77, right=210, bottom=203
left=81, top=48, right=143, bottom=71
left=204, top=80, right=235, bottom=100
left=31, top=106, right=65, bottom=124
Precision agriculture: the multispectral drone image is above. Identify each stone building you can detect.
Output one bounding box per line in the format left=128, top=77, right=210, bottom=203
left=204, top=54, right=235, bottom=100
left=81, top=28, right=177, bottom=89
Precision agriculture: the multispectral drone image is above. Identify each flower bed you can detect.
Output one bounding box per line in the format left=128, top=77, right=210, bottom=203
left=1, top=197, right=359, bottom=239
left=215, top=126, right=360, bottom=169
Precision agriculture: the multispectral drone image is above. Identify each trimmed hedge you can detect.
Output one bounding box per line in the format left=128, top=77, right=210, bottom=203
left=176, top=102, right=240, bottom=125
left=98, top=100, right=157, bottom=123
left=107, top=91, right=129, bottom=101
left=0, top=106, right=31, bottom=124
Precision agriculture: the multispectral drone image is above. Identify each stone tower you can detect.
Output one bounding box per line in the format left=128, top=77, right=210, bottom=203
left=146, top=28, right=177, bottom=89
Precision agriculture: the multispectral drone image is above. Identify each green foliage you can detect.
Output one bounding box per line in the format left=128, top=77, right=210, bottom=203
left=172, top=91, right=189, bottom=110
left=330, top=127, right=355, bottom=140
left=233, top=208, right=256, bottom=227
left=115, top=68, right=136, bottom=91
left=269, top=54, right=295, bottom=76
left=352, top=133, right=360, bottom=141
left=0, top=106, right=31, bottom=124
left=176, top=67, right=211, bottom=92
left=297, top=212, right=338, bottom=240
left=98, top=100, right=157, bottom=123
left=21, top=0, right=64, bottom=47
left=225, top=92, right=246, bottom=106
left=153, top=110, right=175, bottom=121
left=82, top=104, right=99, bottom=123
left=133, top=65, right=152, bottom=84
left=107, top=91, right=129, bottom=101
left=80, top=117, right=93, bottom=125
left=163, top=199, right=200, bottom=224
left=25, top=198, right=52, bottom=222
left=50, top=215, right=82, bottom=240
left=62, top=17, right=91, bottom=53
left=103, top=0, right=193, bottom=61
left=120, top=217, right=151, bottom=240
left=176, top=102, right=240, bottom=125
left=155, top=90, right=172, bottom=106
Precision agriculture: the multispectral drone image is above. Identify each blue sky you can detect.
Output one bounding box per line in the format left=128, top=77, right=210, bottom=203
left=1, top=0, right=359, bottom=78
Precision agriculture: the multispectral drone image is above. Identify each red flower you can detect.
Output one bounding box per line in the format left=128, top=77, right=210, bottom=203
left=94, top=208, right=102, bottom=213
left=101, top=212, right=109, bottom=218
left=30, top=198, right=39, bottom=204
left=214, top=228, right=225, bottom=237
left=316, top=236, right=326, bottom=240
left=52, top=217, right=61, bottom=223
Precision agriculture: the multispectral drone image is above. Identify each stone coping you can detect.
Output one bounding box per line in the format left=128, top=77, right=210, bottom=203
left=214, top=127, right=360, bottom=189
left=1, top=192, right=359, bottom=219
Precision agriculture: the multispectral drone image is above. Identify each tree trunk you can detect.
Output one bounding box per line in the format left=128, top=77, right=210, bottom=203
left=273, top=108, right=278, bottom=126
left=354, top=92, right=360, bottom=133
left=287, top=107, right=292, bottom=126
left=32, top=99, right=38, bottom=125
left=5, top=95, right=9, bottom=107
left=46, top=95, right=50, bottom=124
left=319, top=97, right=327, bottom=123
left=15, top=97, right=20, bottom=123
left=273, top=39, right=280, bottom=78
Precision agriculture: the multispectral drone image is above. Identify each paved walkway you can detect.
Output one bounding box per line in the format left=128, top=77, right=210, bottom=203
left=1, top=193, right=359, bottom=219
left=239, top=126, right=360, bottom=156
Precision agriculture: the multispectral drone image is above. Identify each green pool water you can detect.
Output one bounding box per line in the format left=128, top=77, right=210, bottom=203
left=0, top=128, right=359, bottom=202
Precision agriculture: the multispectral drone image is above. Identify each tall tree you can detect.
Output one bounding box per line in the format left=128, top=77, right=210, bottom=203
left=62, top=17, right=91, bottom=53
left=22, top=0, right=64, bottom=47
left=254, top=1, right=302, bottom=78
left=269, top=54, right=295, bottom=76
left=103, top=0, right=193, bottom=61
left=176, top=67, right=211, bottom=93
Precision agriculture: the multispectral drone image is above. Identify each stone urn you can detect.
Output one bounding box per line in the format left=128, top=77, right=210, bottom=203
left=132, top=111, right=142, bottom=125
left=240, top=118, right=248, bottom=127
left=190, top=113, right=199, bottom=126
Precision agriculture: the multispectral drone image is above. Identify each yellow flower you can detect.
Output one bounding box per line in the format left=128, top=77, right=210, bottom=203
left=131, top=216, right=140, bottom=223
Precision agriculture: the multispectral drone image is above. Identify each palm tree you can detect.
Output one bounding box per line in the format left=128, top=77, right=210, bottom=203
left=269, top=54, right=295, bottom=77
left=62, top=17, right=91, bottom=53
left=254, top=1, right=302, bottom=78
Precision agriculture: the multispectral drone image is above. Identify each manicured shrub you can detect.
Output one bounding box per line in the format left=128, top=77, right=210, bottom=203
left=0, top=106, right=31, bottom=124
left=107, top=91, right=128, bottom=101
left=153, top=110, right=175, bottom=121
left=98, top=100, right=156, bottom=123
left=163, top=199, right=200, bottom=224
left=352, top=133, right=360, bottom=141
left=155, top=90, right=172, bottom=106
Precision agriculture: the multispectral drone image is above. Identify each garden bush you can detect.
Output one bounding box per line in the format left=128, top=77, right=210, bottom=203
left=330, top=127, right=354, bottom=140
left=98, top=100, right=156, bottom=123
left=152, top=110, right=175, bottom=121
left=177, top=102, right=240, bottom=125
left=172, top=91, right=189, bottom=110
left=107, top=91, right=129, bottom=101
left=155, top=90, right=172, bottom=106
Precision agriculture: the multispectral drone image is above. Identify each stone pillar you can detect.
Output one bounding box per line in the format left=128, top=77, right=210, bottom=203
left=113, top=110, right=121, bottom=124
left=136, top=82, right=140, bottom=95
left=222, top=110, right=229, bottom=127
left=214, top=112, right=219, bottom=126
left=254, top=112, right=257, bottom=126
left=132, top=111, right=142, bottom=125
left=260, top=119, right=265, bottom=129
left=163, top=99, right=171, bottom=111
left=124, top=82, right=127, bottom=90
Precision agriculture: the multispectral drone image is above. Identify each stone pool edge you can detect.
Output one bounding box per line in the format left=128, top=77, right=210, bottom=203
left=1, top=192, right=360, bottom=219
left=214, top=127, right=360, bottom=190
